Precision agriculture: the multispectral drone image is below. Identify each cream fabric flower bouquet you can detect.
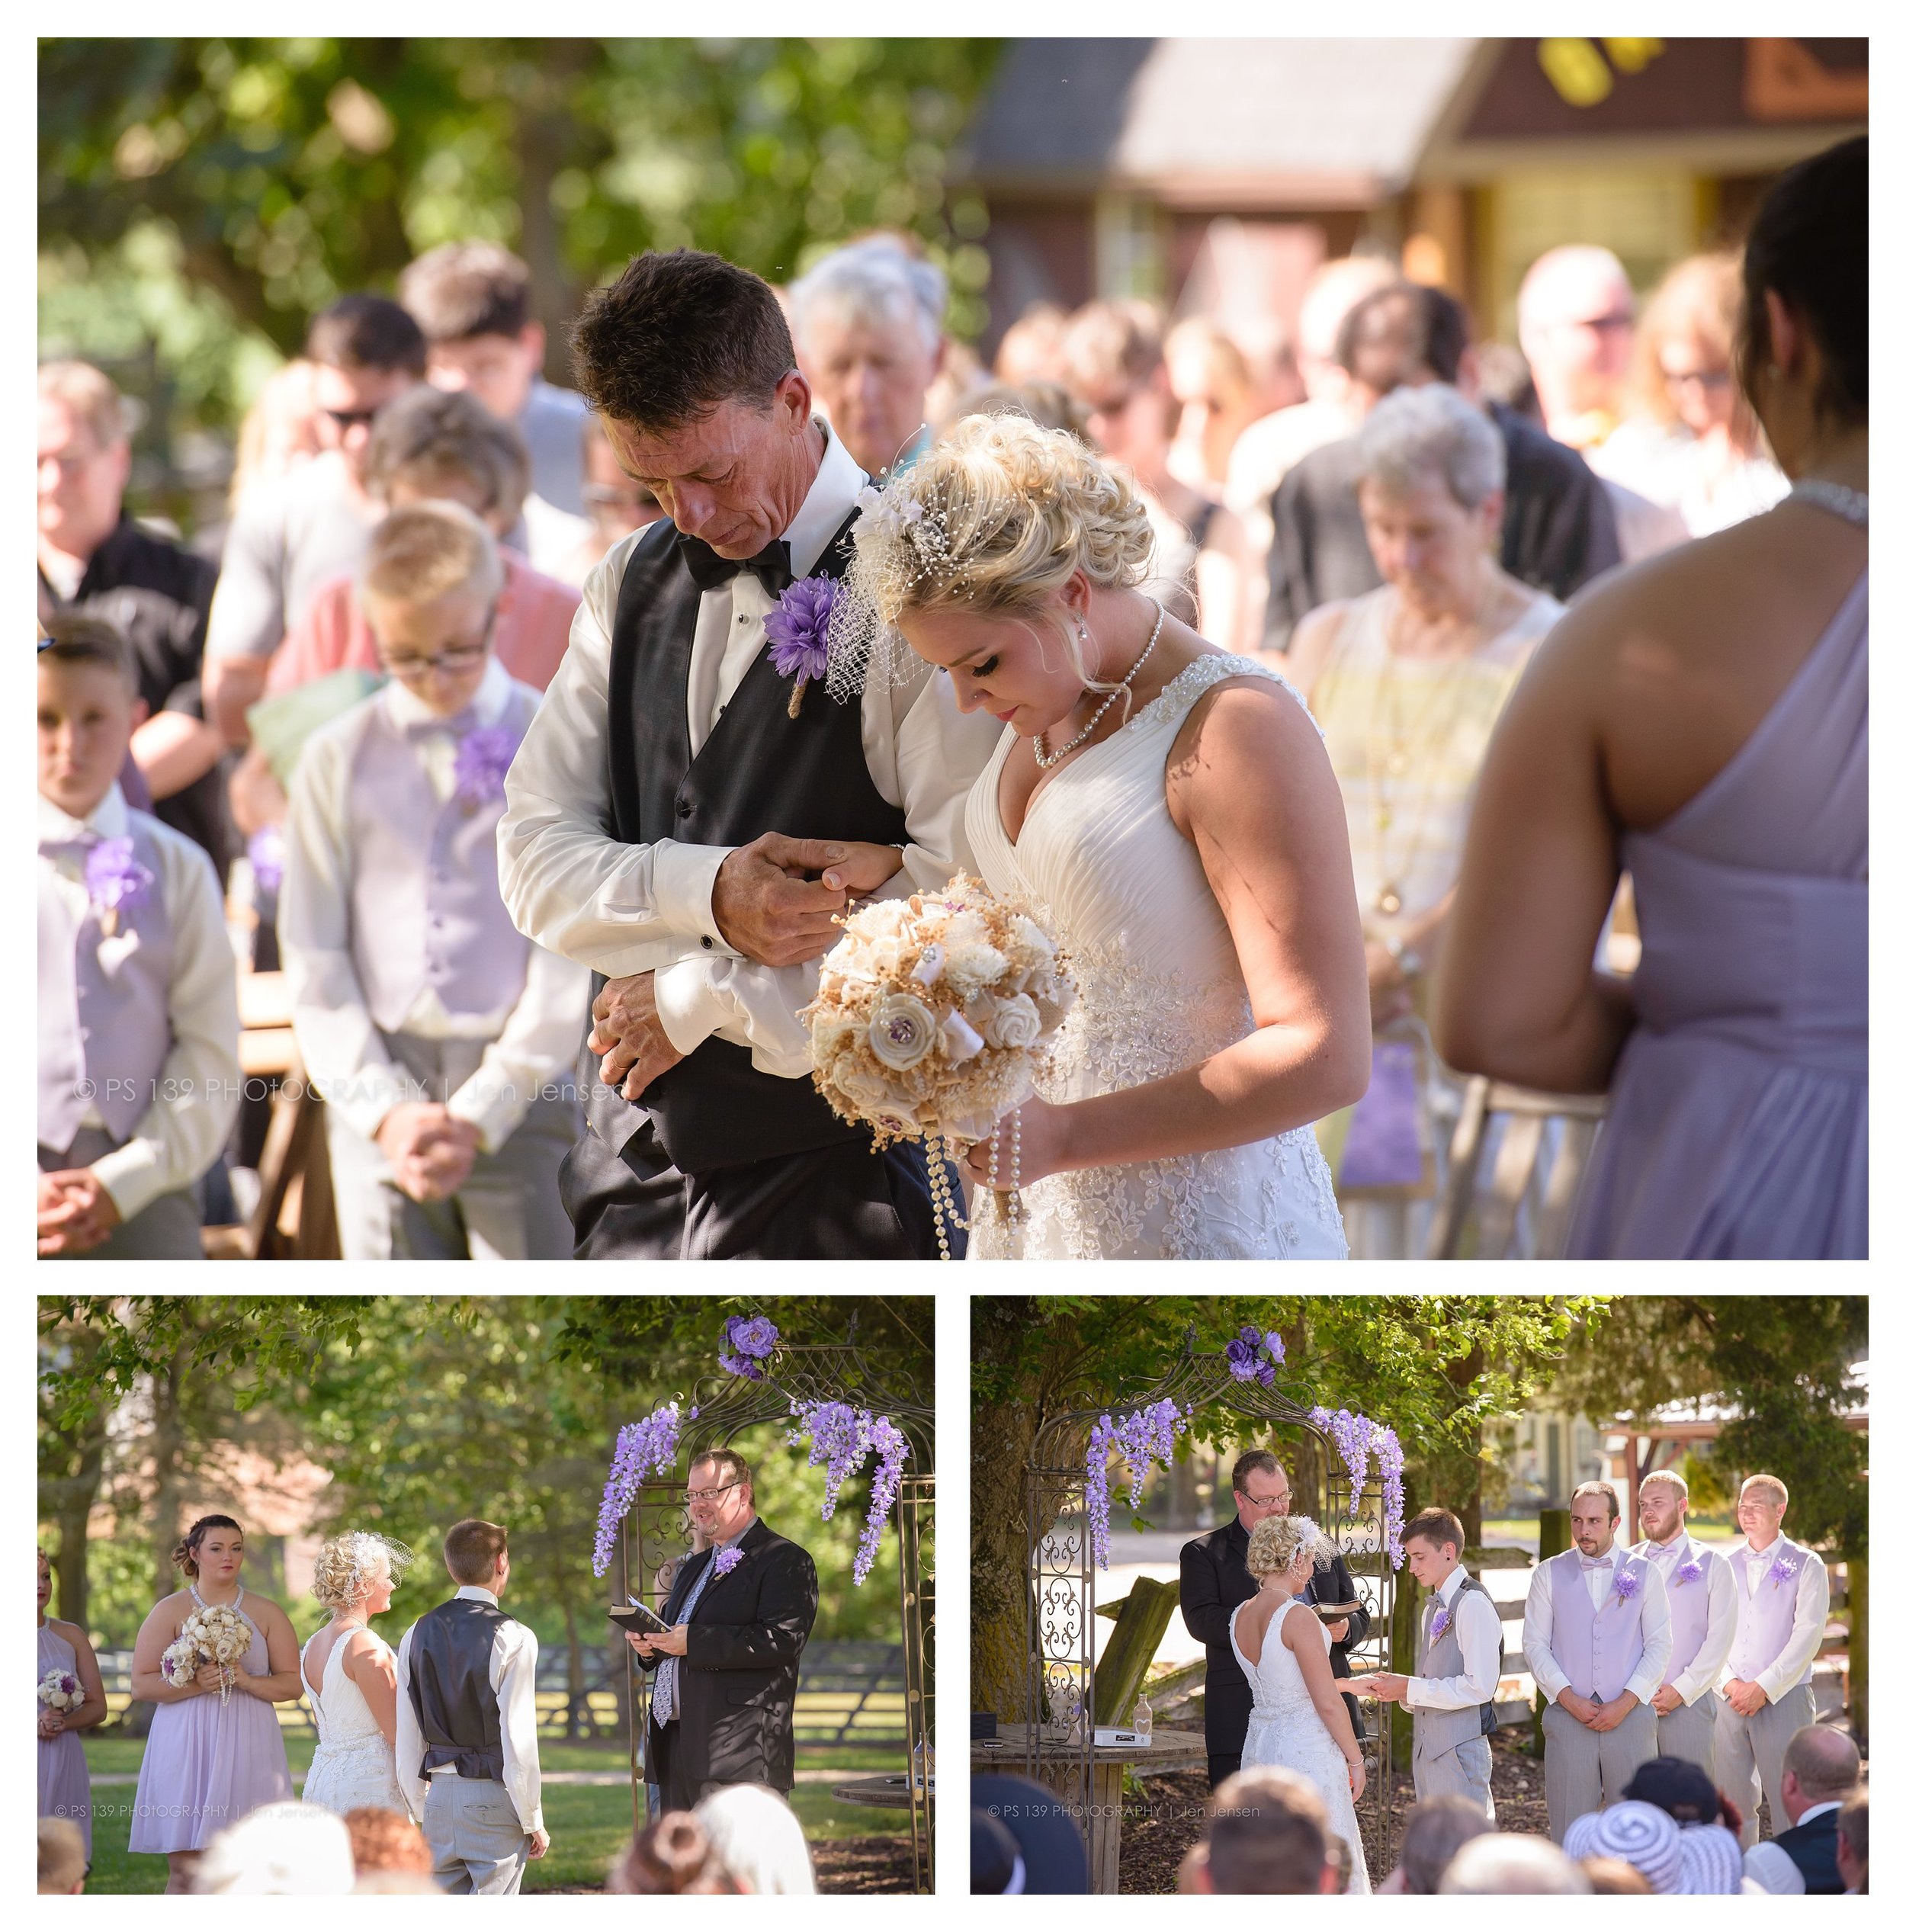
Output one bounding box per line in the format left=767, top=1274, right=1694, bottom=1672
left=37, top=1668, right=82, bottom=1712
left=801, top=872, right=1076, bottom=1150
left=160, top=1603, right=250, bottom=1704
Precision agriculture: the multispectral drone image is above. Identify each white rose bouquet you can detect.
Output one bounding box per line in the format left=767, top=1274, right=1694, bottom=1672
left=801, top=874, right=1075, bottom=1253
left=37, top=1668, right=82, bottom=1712
left=159, top=1603, right=251, bottom=1704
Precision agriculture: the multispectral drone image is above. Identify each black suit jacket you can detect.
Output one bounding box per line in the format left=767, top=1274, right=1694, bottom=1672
left=637, top=1516, right=819, bottom=1796
left=1774, top=1808, right=1847, bottom=1894
left=1259, top=400, right=1622, bottom=653
left=1179, top=1516, right=1370, bottom=1755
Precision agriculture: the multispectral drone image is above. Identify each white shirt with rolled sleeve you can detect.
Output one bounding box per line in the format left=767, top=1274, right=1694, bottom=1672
left=1522, top=1550, right=1673, bottom=1704
left=1403, top=1568, right=1503, bottom=1713
left=394, top=1585, right=544, bottom=1835
left=282, top=657, right=592, bottom=1151
left=1634, top=1529, right=1740, bottom=1707
left=496, top=421, right=1003, bottom=1074
left=1730, top=1539, right=1830, bottom=1704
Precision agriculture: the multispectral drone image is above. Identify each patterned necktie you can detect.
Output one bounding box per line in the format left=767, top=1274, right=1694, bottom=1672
left=651, top=1545, right=725, bottom=1728
left=676, top=532, right=794, bottom=598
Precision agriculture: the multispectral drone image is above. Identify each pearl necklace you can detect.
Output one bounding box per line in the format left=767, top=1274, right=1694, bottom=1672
left=1788, top=478, right=1868, bottom=527
left=1033, top=599, right=1166, bottom=770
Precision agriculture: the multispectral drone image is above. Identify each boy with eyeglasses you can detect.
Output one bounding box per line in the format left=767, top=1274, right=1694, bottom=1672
left=281, top=502, right=588, bottom=1257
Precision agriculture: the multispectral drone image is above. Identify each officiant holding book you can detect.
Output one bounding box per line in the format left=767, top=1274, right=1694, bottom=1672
left=1179, top=1449, right=1369, bottom=1786
left=623, top=1449, right=819, bottom=1812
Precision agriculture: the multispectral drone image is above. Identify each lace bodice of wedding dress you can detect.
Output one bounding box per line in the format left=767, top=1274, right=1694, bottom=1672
left=300, top=1629, right=409, bottom=1818
left=1231, top=1600, right=1371, bottom=1893
left=964, top=652, right=1348, bottom=1259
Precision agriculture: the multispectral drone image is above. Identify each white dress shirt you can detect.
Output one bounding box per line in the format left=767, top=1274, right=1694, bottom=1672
left=496, top=421, right=1004, bottom=1070
left=1633, top=1531, right=1740, bottom=1706
left=282, top=657, right=592, bottom=1149
left=1730, top=1536, right=1831, bottom=1703
left=1522, top=1548, right=1673, bottom=1704
left=394, top=1586, right=543, bottom=1834
left=1404, top=1568, right=1503, bottom=1713
left=37, top=783, right=240, bottom=1219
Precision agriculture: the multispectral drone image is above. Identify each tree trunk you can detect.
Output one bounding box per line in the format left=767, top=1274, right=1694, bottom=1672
left=563, top=1597, right=584, bottom=1741
left=40, top=1324, right=109, bottom=1634
left=510, top=40, right=598, bottom=377
left=146, top=1347, right=190, bottom=1603
left=1843, top=1555, right=1867, bottom=1743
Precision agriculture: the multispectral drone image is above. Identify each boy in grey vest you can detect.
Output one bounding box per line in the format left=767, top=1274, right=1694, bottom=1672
left=282, top=503, right=589, bottom=1258
left=1366, top=1507, right=1503, bottom=1821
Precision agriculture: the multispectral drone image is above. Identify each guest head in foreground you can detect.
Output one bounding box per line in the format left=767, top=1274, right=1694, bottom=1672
left=1191, top=1765, right=1333, bottom=1894
left=1439, top=1831, right=1590, bottom=1894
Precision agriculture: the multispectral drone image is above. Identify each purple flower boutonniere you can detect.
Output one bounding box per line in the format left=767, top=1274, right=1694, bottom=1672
left=247, top=826, right=285, bottom=895
left=85, top=837, right=155, bottom=938
left=712, top=1547, right=745, bottom=1578
left=453, top=726, right=521, bottom=807
left=1612, top=1568, right=1641, bottom=1604
left=1675, top=1558, right=1704, bottom=1587
left=1769, top=1553, right=1800, bottom=1586
left=764, top=574, right=838, bottom=717
left=1427, top=1606, right=1452, bottom=1645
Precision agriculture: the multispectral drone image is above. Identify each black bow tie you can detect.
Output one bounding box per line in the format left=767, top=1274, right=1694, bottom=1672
left=676, top=531, right=794, bottom=598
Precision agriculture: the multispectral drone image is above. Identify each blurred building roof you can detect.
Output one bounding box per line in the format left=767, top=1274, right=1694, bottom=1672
left=964, top=37, right=1481, bottom=205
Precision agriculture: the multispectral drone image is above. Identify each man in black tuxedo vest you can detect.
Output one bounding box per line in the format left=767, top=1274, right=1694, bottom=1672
left=625, top=1449, right=819, bottom=1812
left=1179, top=1448, right=1370, bottom=1788
left=498, top=249, right=1000, bottom=1258
left=1772, top=1724, right=1862, bottom=1893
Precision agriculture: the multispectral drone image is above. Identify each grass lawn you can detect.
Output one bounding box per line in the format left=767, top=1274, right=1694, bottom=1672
left=77, top=1735, right=905, bottom=1895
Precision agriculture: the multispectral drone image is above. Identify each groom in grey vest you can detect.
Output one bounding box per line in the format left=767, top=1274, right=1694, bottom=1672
left=499, top=249, right=998, bottom=1259
left=1365, top=1507, right=1503, bottom=1820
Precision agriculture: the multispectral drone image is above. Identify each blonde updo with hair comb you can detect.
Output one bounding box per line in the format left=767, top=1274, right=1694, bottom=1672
left=311, top=1531, right=415, bottom=1614
left=1246, top=1514, right=1338, bottom=1581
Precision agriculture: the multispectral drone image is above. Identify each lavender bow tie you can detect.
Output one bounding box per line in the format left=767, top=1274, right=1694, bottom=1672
left=405, top=704, right=483, bottom=741
left=1580, top=1555, right=1614, bottom=1569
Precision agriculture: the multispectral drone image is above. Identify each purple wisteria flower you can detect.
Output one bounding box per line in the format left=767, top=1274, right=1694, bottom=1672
left=1675, top=1558, right=1704, bottom=1587
left=1085, top=1399, right=1187, bottom=1570
left=1769, top=1553, right=1800, bottom=1585
left=856, top=1418, right=909, bottom=1586
left=592, top=1401, right=682, bottom=1577
left=1428, top=1606, right=1452, bottom=1645
left=764, top=574, right=838, bottom=715
left=84, top=837, right=155, bottom=928
left=1311, top=1406, right=1407, bottom=1569
left=453, top=725, right=521, bottom=806
left=718, top=1315, right=779, bottom=1381
left=247, top=826, right=285, bottom=894
left=1612, top=1567, right=1642, bottom=1603
left=787, top=1400, right=909, bottom=1585
left=712, top=1546, right=745, bottom=1578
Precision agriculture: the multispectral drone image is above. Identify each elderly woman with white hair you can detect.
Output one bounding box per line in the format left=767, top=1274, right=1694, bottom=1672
left=1288, top=383, right=1564, bottom=1258
left=299, top=1532, right=416, bottom=1821
left=694, top=1783, right=817, bottom=1894
left=790, top=235, right=946, bottom=480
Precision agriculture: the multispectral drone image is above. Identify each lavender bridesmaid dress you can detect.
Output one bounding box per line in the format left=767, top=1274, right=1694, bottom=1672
left=1567, top=561, right=1867, bottom=1257
left=127, top=1586, right=294, bottom=1854
left=38, top=1621, right=92, bottom=1860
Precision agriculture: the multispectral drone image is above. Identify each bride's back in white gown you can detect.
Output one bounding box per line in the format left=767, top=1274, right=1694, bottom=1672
left=965, top=652, right=1348, bottom=1258
left=1230, top=1599, right=1371, bottom=1893
left=300, top=1627, right=409, bottom=1818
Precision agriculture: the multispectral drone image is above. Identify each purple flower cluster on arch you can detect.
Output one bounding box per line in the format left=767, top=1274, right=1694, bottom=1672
left=593, top=1401, right=682, bottom=1577
left=1309, top=1405, right=1407, bottom=1569
left=1085, top=1398, right=1189, bottom=1571
left=1224, top=1325, right=1286, bottom=1388
left=787, top=1399, right=910, bottom=1586
left=717, top=1316, right=780, bottom=1381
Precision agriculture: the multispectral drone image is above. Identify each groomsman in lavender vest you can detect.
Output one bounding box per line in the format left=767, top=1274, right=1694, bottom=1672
left=283, top=503, right=590, bottom=1257
left=37, top=621, right=239, bottom=1257
left=1630, top=1469, right=1738, bottom=1776
left=1364, top=1507, right=1503, bottom=1820
left=1713, top=1473, right=1830, bottom=1843
left=1521, top=1480, right=1672, bottom=1842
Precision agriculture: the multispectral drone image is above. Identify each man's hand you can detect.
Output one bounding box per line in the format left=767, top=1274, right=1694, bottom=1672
left=527, top=1829, right=550, bottom=1860
left=1324, top=1617, right=1352, bottom=1645
left=37, top=1169, right=123, bottom=1255
left=589, top=972, right=686, bottom=1103
left=1652, top=1683, right=1686, bottom=1715
left=645, top=1623, right=688, bottom=1658
left=375, top=1103, right=481, bottom=1202
left=1554, top=1687, right=1596, bottom=1725
left=624, top=1631, right=655, bottom=1661
left=1725, top=1677, right=1768, bottom=1716
left=1585, top=1690, right=1637, bottom=1733
left=710, top=833, right=905, bottom=967
left=1362, top=1672, right=1408, bottom=1703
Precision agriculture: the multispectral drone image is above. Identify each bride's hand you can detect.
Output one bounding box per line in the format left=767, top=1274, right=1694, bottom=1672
left=958, top=1096, right=1071, bottom=1192
left=1346, top=1752, right=1366, bottom=1803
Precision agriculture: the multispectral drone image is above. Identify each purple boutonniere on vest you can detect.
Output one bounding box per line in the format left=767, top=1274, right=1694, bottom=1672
left=711, top=1546, right=745, bottom=1579
left=1612, top=1567, right=1641, bottom=1603
left=246, top=826, right=285, bottom=895
left=1675, top=1558, right=1704, bottom=1587
left=85, top=837, right=156, bottom=939
left=1769, top=1553, right=1800, bottom=1585
left=452, top=726, right=522, bottom=808
left=764, top=574, right=839, bottom=717
left=1428, top=1605, right=1452, bottom=1645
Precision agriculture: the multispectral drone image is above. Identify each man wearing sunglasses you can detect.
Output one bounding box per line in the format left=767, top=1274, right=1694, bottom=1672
left=204, top=294, right=425, bottom=743
left=624, top=1449, right=818, bottom=1815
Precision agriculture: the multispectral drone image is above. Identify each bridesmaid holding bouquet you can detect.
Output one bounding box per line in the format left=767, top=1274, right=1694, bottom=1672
left=38, top=1551, right=107, bottom=1864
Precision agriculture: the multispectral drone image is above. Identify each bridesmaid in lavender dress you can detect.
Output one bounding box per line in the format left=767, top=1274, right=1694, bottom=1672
left=38, top=1551, right=107, bottom=1863
left=127, top=1515, right=299, bottom=1892
left=1436, top=136, right=1866, bottom=1257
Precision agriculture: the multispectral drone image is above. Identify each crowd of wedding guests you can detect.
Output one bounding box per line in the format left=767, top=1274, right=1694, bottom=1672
left=38, top=134, right=1866, bottom=1260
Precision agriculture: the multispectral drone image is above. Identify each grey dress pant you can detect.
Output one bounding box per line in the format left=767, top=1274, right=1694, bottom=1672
left=1540, top=1697, right=1659, bottom=1843
left=38, top=1125, right=202, bottom=1259
left=422, top=1773, right=528, bottom=1895
left=1715, top=1680, right=1815, bottom=1841
left=328, top=1032, right=579, bottom=1260
left=1654, top=1690, right=1718, bottom=1777
left=1415, top=1733, right=1496, bottom=1821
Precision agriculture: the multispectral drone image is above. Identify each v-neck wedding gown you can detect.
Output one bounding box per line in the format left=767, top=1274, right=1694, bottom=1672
left=964, top=652, right=1348, bottom=1259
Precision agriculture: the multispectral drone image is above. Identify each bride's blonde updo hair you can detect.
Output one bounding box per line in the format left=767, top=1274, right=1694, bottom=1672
left=1246, top=1515, right=1339, bottom=1581
left=311, top=1531, right=415, bottom=1614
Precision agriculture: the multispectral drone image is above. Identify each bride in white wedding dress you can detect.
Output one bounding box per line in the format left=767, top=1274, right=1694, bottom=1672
left=1232, top=1516, right=1371, bottom=1892
left=839, top=412, right=1369, bottom=1257
left=300, top=1532, right=413, bottom=1820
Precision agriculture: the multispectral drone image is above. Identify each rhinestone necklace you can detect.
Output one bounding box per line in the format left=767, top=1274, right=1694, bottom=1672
left=1033, top=597, right=1166, bottom=770
left=1788, top=477, right=1868, bottom=527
